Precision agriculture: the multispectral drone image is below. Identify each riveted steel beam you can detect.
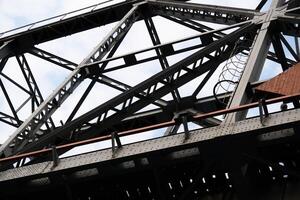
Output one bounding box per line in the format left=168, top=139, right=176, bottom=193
left=0, top=105, right=299, bottom=183
left=148, top=0, right=262, bottom=25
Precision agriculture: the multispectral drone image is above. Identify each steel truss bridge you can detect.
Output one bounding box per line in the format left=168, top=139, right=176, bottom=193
left=0, top=0, right=300, bottom=199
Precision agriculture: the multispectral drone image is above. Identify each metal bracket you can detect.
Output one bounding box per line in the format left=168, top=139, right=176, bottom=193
left=51, top=145, right=59, bottom=168
left=111, top=132, right=122, bottom=156
left=174, top=113, right=191, bottom=141
left=182, top=115, right=190, bottom=141
left=258, top=98, right=269, bottom=125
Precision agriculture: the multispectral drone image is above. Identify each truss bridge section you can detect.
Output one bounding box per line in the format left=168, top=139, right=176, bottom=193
left=0, top=0, right=299, bottom=199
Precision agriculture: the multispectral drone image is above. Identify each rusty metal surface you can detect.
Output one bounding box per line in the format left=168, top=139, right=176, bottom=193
left=256, top=63, right=300, bottom=96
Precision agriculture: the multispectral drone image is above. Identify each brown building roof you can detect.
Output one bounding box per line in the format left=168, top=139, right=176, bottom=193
left=255, top=63, right=300, bottom=96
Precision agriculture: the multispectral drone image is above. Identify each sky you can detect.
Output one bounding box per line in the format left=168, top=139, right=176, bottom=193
left=0, top=0, right=289, bottom=157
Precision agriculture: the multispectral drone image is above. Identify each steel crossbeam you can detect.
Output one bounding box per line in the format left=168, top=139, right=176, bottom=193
left=160, top=15, right=225, bottom=38
left=149, top=0, right=262, bottom=25
left=0, top=1, right=139, bottom=48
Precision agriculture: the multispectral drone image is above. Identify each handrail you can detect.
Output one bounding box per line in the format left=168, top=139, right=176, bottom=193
left=0, top=92, right=299, bottom=163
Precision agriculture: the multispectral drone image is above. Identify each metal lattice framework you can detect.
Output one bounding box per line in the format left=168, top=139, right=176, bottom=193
left=0, top=0, right=300, bottom=199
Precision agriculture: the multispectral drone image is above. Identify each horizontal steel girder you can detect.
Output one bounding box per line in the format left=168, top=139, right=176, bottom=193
left=0, top=0, right=140, bottom=49
left=0, top=106, right=299, bottom=183
left=82, top=20, right=252, bottom=74
left=148, top=0, right=262, bottom=25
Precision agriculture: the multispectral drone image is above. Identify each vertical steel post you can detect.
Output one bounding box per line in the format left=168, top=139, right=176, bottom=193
left=224, top=0, right=285, bottom=123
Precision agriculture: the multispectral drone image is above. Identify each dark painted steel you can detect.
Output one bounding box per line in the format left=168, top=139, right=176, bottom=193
left=149, top=0, right=260, bottom=25
left=0, top=1, right=139, bottom=48
left=256, top=0, right=268, bottom=10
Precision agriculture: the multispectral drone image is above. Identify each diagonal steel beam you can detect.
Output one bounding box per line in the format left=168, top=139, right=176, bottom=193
left=0, top=58, right=25, bottom=128
left=98, top=75, right=168, bottom=107
left=256, top=0, right=269, bottom=11
left=16, top=55, right=55, bottom=119
left=28, top=47, right=76, bottom=71
left=0, top=79, right=21, bottom=126
left=16, top=55, right=56, bottom=133
left=144, top=17, right=181, bottom=102
left=0, top=73, right=31, bottom=96
left=66, top=29, right=128, bottom=123
left=271, top=33, right=290, bottom=71
left=28, top=47, right=144, bottom=96
left=160, top=15, right=224, bottom=39
left=267, top=51, right=297, bottom=65
left=0, top=56, right=9, bottom=73
left=279, top=34, right=300, bottom=62
left=0, top=112, right=22, bottom=128
left=192, top=68, right=216, bottom=98
left=0, top=5, right=141, bottom=157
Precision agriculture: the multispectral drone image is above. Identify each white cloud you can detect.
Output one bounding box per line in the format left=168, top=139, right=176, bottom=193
left=0, top=15, right=16, bottom=33
left=57, top=0, right=107, bottom=14
left=190, top=0, right=260, bottom=9
left=0, top=0, right=58, bottom=28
